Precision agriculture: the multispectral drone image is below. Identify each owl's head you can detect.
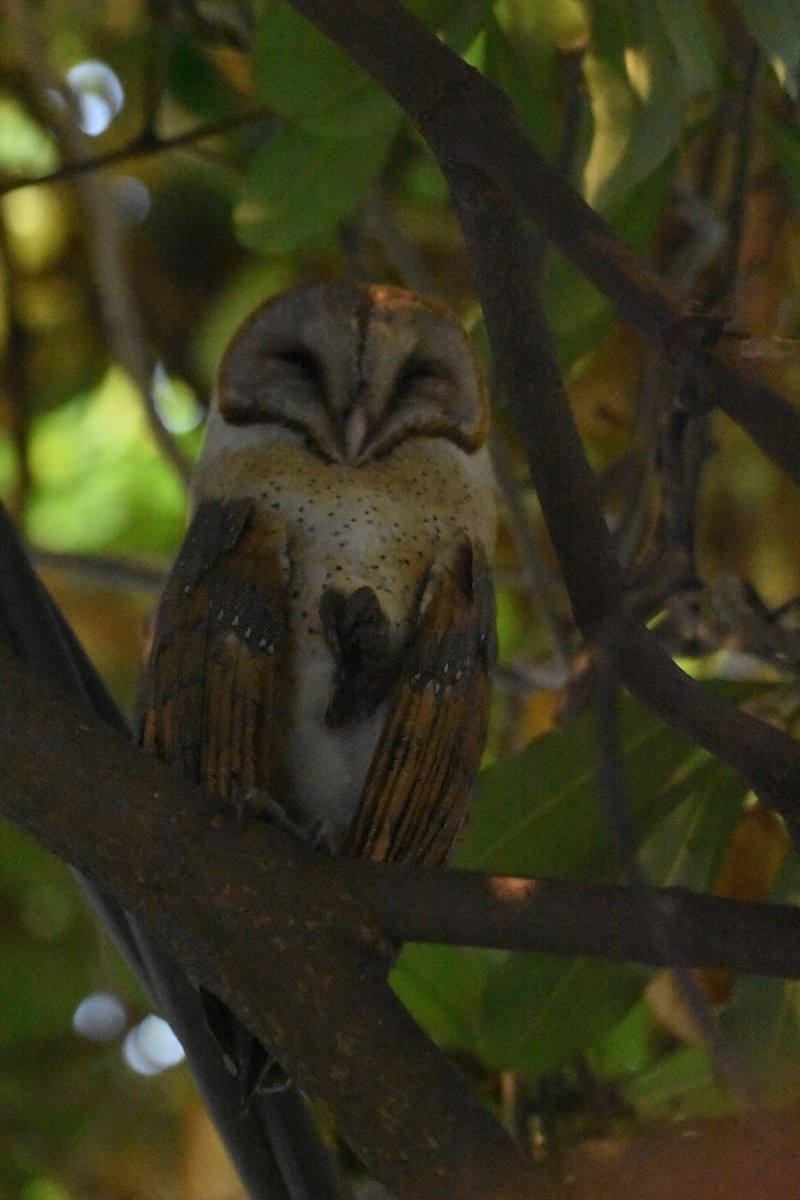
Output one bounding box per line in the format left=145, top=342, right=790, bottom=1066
left=207, top=281, right=489, bottom=466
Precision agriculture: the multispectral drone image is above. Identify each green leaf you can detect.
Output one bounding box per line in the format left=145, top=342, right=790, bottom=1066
left=25, top=370, right=187, bottom=557
left=733, top=0, right=800, bottom=98
left=0, top=98, right=57, bottom=174
left=478, top=954, right=645, bottom=1073
left=770, top=119, right=800, bottom=208
left=483, top=15, right=560, bottom=157
left=458, top=692, right=743, bottom=881
left=254, top=0, right=401, bottom=136
left=254, top=0, right=363, bottom=120
left=623, top=1045, right=733, bottom=1120
left=592, top=996, right=662, bottom=1077
left=168, top=31, right=239, bottom=119
left=0, top=824, right=97, bottom=1048
left=404, top=0, right=456, bottom=24
left=495, top=0, right=589, bottom=52
left=654, top=0, right=721, bottom=98
left=545, top=260, right=613, bottom=370
left=720, top=976, right=800, bottom=1105
left=243, top=1, right=403, bottom=253
left=714, top=854, right=800, bottom=1105
left=391, top=944, right=496, bottom=1053
left=639, top=766, right=746, bottom=890
left=393, top=686, right=756, bottom=1077
left=236, top=119, right=398, bottom=255
left=547, top=154, right=673, bottom=368
left=438, top=0, right=496, bottom=54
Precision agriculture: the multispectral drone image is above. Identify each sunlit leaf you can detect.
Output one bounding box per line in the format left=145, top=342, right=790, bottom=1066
left=583, top=1, right=686, bottom=215
left=25, top=369, right=187, bottom=556
left=0, top=99, right=57, bottom=174
left=733, top=0, right=800, bottom=98
left=2, top=187, right=69, bottom=272
left=495, top=0, right=589, bottom=53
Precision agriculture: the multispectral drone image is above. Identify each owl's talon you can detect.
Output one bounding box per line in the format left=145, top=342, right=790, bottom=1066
left=232, top=786, right=274, bottom=825
left=307, top=818, right=338, bottom=854
left=254, top=793, right=337, bottom=851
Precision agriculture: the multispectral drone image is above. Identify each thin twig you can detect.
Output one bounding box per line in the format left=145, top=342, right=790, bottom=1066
left=0, top=104, right=274, bottom=197
left=707, top=40, right=761, bottom=315
left=29, top=547, right=166, bottom=595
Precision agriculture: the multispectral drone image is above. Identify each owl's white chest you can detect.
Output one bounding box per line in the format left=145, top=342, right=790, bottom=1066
left=195, top=433, right=496, bottom=839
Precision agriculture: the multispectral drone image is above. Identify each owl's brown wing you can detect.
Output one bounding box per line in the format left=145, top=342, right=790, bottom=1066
left=341, top=534, right=496, bottom=867
left=137, top=497, right=289, bottom=807
left=137, top=497, right=294, bottom=1100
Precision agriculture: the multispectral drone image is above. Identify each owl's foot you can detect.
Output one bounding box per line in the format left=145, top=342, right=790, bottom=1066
left=247, top=789, right=339, bottom=852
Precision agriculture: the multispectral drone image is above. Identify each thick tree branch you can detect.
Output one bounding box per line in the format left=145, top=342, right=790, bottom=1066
left=379, top=869, right=800, bottom=979
left=446, top=171, right=800, bottom=835
left=0, top=643, right=537, bottom=1200
left=3, top=511, right=800, bottom=1200
left=3, top=639, right=800, bottom=979
left=4, top=641, right=800, bottom=1200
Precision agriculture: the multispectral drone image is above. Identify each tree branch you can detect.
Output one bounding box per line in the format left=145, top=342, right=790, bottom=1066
left=0, top=104, right=274, bottom=196
left=4, top=638, right=800, bottom=1195
left=0, top=641, right=539, bottom=1200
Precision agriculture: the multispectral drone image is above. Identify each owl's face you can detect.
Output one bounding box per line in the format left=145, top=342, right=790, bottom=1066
left=210, top=281, right=488, bottom=466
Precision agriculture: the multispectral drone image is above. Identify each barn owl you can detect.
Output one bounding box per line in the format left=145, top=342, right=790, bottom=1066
left=138, top=281, right=497, bottom=868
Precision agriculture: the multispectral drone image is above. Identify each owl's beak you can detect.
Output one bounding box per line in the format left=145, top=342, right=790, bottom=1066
left=343, top=405, right=369, bottom=462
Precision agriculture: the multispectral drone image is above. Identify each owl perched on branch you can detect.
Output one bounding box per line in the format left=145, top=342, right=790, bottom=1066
left=139, top=281, right=497, bottom=869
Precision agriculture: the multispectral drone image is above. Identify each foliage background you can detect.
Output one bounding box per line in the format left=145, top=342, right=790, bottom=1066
left=2, top=0, right=800, bottom=1196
